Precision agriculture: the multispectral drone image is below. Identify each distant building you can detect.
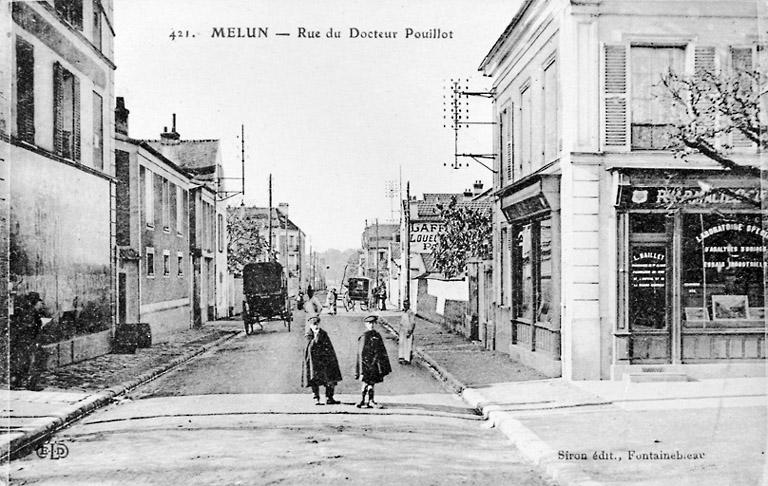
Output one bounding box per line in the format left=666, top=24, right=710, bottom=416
left=5, top=0, right=117, bottom=367
left=145, top=120, right=229, bottom=324
left=360, top=222, right=400, bottom=291
left=114, top=99, right=193, bottom=340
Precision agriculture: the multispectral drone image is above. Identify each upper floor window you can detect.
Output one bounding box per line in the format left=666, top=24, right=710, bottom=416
left=92, top=0, right=102, bottom=51
left=162, top=178, right=170, bottom=231
left=499, top=103, right=514, bottom=185
left=141, top=167, right=155, bottom=228
left=92, top=91, right=103, bottom=169
left=520, top=85, right=532, bottom=175
left=630, top=46, right=685, bottom=150
left=176, top=186, right=184, bottom=234
left=218, top=213, right=224, bottom=252
left=53, top=62, right=80, bottom=161
left=15, top=37, right=35, bottom=144
left=543, top=58, right=559, bottom=162
left=55, top=0, right=83, bottom=31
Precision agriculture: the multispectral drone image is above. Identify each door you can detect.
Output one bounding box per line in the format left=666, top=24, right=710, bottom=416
left=627, top=213, right=672, bottom=363
left=118, top=273, right=127, bottom=324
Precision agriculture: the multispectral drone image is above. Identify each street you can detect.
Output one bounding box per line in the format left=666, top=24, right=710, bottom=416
left=9, top=311, right=552, bottom=485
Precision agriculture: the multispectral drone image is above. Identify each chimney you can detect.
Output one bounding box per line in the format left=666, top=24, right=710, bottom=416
left=473, top=180, right=484, bottom=196
left=160, top=113, right=181, bottom=144
left=278, top=203, right=289, bottom=217
left=115, top=97, right=129, bottom=136
left=463, top=188, right=473, bottom=200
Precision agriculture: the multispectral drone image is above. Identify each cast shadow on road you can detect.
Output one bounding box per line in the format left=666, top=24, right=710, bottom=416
left=364, top=401, right=481, bottom=418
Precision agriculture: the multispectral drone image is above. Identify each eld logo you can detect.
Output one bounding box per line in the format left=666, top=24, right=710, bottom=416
left=35, top=441, right=69, bottom=460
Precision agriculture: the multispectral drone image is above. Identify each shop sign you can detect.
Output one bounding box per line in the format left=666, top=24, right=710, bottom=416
left=696, top=224, right=766, bottom=269
left=410, top=222, right=445, bottom=253
left=630, top=249, right=666, bottom=288
left=621, top=186, right=764, bottom=209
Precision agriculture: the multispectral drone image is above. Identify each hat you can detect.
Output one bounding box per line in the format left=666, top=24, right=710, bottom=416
left=364, top=315, right=378, bottom=323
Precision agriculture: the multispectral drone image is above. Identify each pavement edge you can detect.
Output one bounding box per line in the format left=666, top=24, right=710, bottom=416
left=1, top=329, right=242, bottom=463
left=380, top=318, right=605, bottom=486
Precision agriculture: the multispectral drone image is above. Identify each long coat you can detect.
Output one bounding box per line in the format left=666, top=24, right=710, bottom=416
left=302, top=328, right=342, bottom=387
left=355, top=330, right=392, bottom=384
left=398, top=311, right=416, bottom=362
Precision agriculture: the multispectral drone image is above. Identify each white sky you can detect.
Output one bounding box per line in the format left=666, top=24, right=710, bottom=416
left=114, top=0, right=520, bottom=250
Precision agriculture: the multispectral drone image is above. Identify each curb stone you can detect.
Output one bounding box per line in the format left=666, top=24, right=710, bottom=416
left=2, top=330, right=242, bottom=463
left=380, top=318, right=603, bottom=486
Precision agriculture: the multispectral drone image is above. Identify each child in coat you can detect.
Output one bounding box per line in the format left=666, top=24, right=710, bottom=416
left=355, top=315, right=392, bottom=408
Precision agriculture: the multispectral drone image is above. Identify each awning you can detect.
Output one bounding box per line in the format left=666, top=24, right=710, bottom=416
left=500, top=174, right=560, bottom=222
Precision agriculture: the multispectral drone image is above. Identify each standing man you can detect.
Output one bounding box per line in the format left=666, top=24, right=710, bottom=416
left=303, top=286, right=323, bottom=332
left=398, top=299, right=416, bottom=364
left=302, top=316, right=342, bottom=405
left=355, top=315, right=392, bottom=408
left=378, top=282, right=387, bottom=311
left=10, top=292, right=47, bottom=390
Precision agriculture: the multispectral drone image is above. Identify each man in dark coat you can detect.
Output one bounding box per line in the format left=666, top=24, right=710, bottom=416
left=355, top=315, right=392, bottom=408
left=10, top=292, right=47, bottom=390
left=302, top=316, right=342, bottom=405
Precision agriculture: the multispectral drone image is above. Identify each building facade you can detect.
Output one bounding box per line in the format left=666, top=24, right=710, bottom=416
left=481, top=0, right=766, bottom=380
left=145, top=122, right=229, bottom=324
left=6, top=0, right=117, bottom=366
left=114, top=99, right=193, bottom=341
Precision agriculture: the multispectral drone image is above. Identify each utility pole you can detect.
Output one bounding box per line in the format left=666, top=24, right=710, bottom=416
left=405, top=182, right=411, bottom=306
left=241, top=124, right=245, bottom=199
left=375, top=218, right=379, bottom=286
left=268, top=174, right=273, bottom=260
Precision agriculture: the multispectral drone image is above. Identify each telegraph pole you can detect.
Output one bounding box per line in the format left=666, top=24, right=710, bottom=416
left=375, top=218, right=379, bottom=286
left=405, top=182, right=411, bottom=306
left=268, top=174, right=273, bottom=259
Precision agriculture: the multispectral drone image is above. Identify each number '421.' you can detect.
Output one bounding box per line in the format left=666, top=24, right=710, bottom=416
left=169, top=30, right=194, bottom=40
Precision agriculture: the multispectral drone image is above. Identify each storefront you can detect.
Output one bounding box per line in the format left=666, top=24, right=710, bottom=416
left=614, top=170, right=766, bottom=371
left=498, top=174, right=562, bottom=376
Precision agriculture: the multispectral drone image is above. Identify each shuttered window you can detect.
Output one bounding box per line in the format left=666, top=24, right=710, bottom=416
left=694, top=46, right=716, bottom=75
left=92, top=0, right=102, bottom=51
left=543, top=58, right=559, bottom=162
left=92, top=91, right=103, bottom=169
left=630, top=46, right=684, bottom=150
left=730, top=47, right=755, bottom=150
left=53, top=62, right=80, bottom=161
left=520, top=86, right=532, bottom=174
left=55, top=0, right=83, bottom=30
left=499, top=103, right=514, bottom=186
left=603, top=45, right=629, bottom=150
left=15, top=36, right=35, bottom=144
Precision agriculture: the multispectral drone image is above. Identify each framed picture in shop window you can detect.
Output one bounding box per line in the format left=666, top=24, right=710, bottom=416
left=711, top=295, right=750, bottom=320
left=684, top=307, right=709, bottom=322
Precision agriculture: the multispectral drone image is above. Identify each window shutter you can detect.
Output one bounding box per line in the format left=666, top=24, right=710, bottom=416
left=72, top=73, right=81, bottom=161
left=53, top=61, right=63, bottom=155
left=730, top=47, right=754, bottom=149
left=15, top=37, right=35, bottom=144
left=506, top=107, right=514, bottom=182
left=602, top=44, right=629, bottom=151
left=694, top=46, right=716, bottom=75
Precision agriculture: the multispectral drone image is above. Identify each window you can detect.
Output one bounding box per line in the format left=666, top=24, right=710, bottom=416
left=53, top=62, right=80, bottom=161
left=146, top=247, right=155, bottom=277
left=92, top=0, right=102, bottom=51
left=15, top=37, right=35, bottom=144
left=630, top=46, right=685, bottom=150
left=92, top=91, right=103, bottom=169
left=163, top=250, right=170, bottom=277
left=500, top=227, right=509, bottom=306
left=55, top=0, right=83, bottom=30
left=681, top=213, right=765, bottom=327
left=181, top=189, right=188, bottom=235
left=512, top=219, right=553, bottom=324
left=500, top=103, right=514, bottom=185
left=162, top=178, right=170, bottom=231
left=218, top=213, right=224, bottom=252
left=289, top=234, right=296, bottom=250
left=177, top=252, right=184, bottom=277
left=543, top=58, right=559, bottom=162
left=142, top=167, right=154, bottom=227
left=176, top=186, right=183, bottom=234
left=520, top=85, right=532, bottom=174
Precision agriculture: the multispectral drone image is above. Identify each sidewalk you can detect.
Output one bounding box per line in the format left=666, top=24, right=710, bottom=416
left=1, top=322, right=240, bottom=461
left=381, top=314, right=767, bottom=486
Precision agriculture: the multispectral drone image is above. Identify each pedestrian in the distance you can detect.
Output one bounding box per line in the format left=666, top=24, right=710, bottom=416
left=302, top=316, right=342, bottom=405
left=398, top=299, right=416, bottom=365
left=303, top=286, right=323, bottom=332
left=378, top=283, right=387, bottom=311
left=325, top=288, right=337, bottom=315
left=355, top=315, right=392, bottom=409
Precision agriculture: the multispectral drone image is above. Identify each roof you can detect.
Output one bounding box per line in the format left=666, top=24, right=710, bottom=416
left=415, top=198, right=491, bottom=219
left=144, top=139, right=221, bottom=175
left=478, top=0, right=536, bottom=72
left=230, top=206, right=302, bottom=233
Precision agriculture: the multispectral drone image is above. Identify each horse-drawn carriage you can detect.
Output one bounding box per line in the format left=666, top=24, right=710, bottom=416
left=343, top=277, right=371, bottom=312
left=242, top=262, right=292, bottom=334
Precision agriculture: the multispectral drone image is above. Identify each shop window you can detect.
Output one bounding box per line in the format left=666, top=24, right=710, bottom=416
left=630, top=46, right=685, bottom=150
left=512, top=219, right=553, bottom=324
left=681, top=213, right=765, bottom=327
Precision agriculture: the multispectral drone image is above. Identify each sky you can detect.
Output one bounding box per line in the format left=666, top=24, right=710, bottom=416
left=114, top=0, right=520, bottom=250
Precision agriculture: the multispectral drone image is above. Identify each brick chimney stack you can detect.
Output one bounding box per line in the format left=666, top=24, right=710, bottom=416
left=278, top=203, right=289, bottom=217
left=115, top=97, right=129, bottom=136
left=473, top=180, right=484, bottom=197
left=160, top=113, right=181, bottom=144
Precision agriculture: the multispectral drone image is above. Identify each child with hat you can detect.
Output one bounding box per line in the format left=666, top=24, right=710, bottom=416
left=355, top=315, right=392, bottom=408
